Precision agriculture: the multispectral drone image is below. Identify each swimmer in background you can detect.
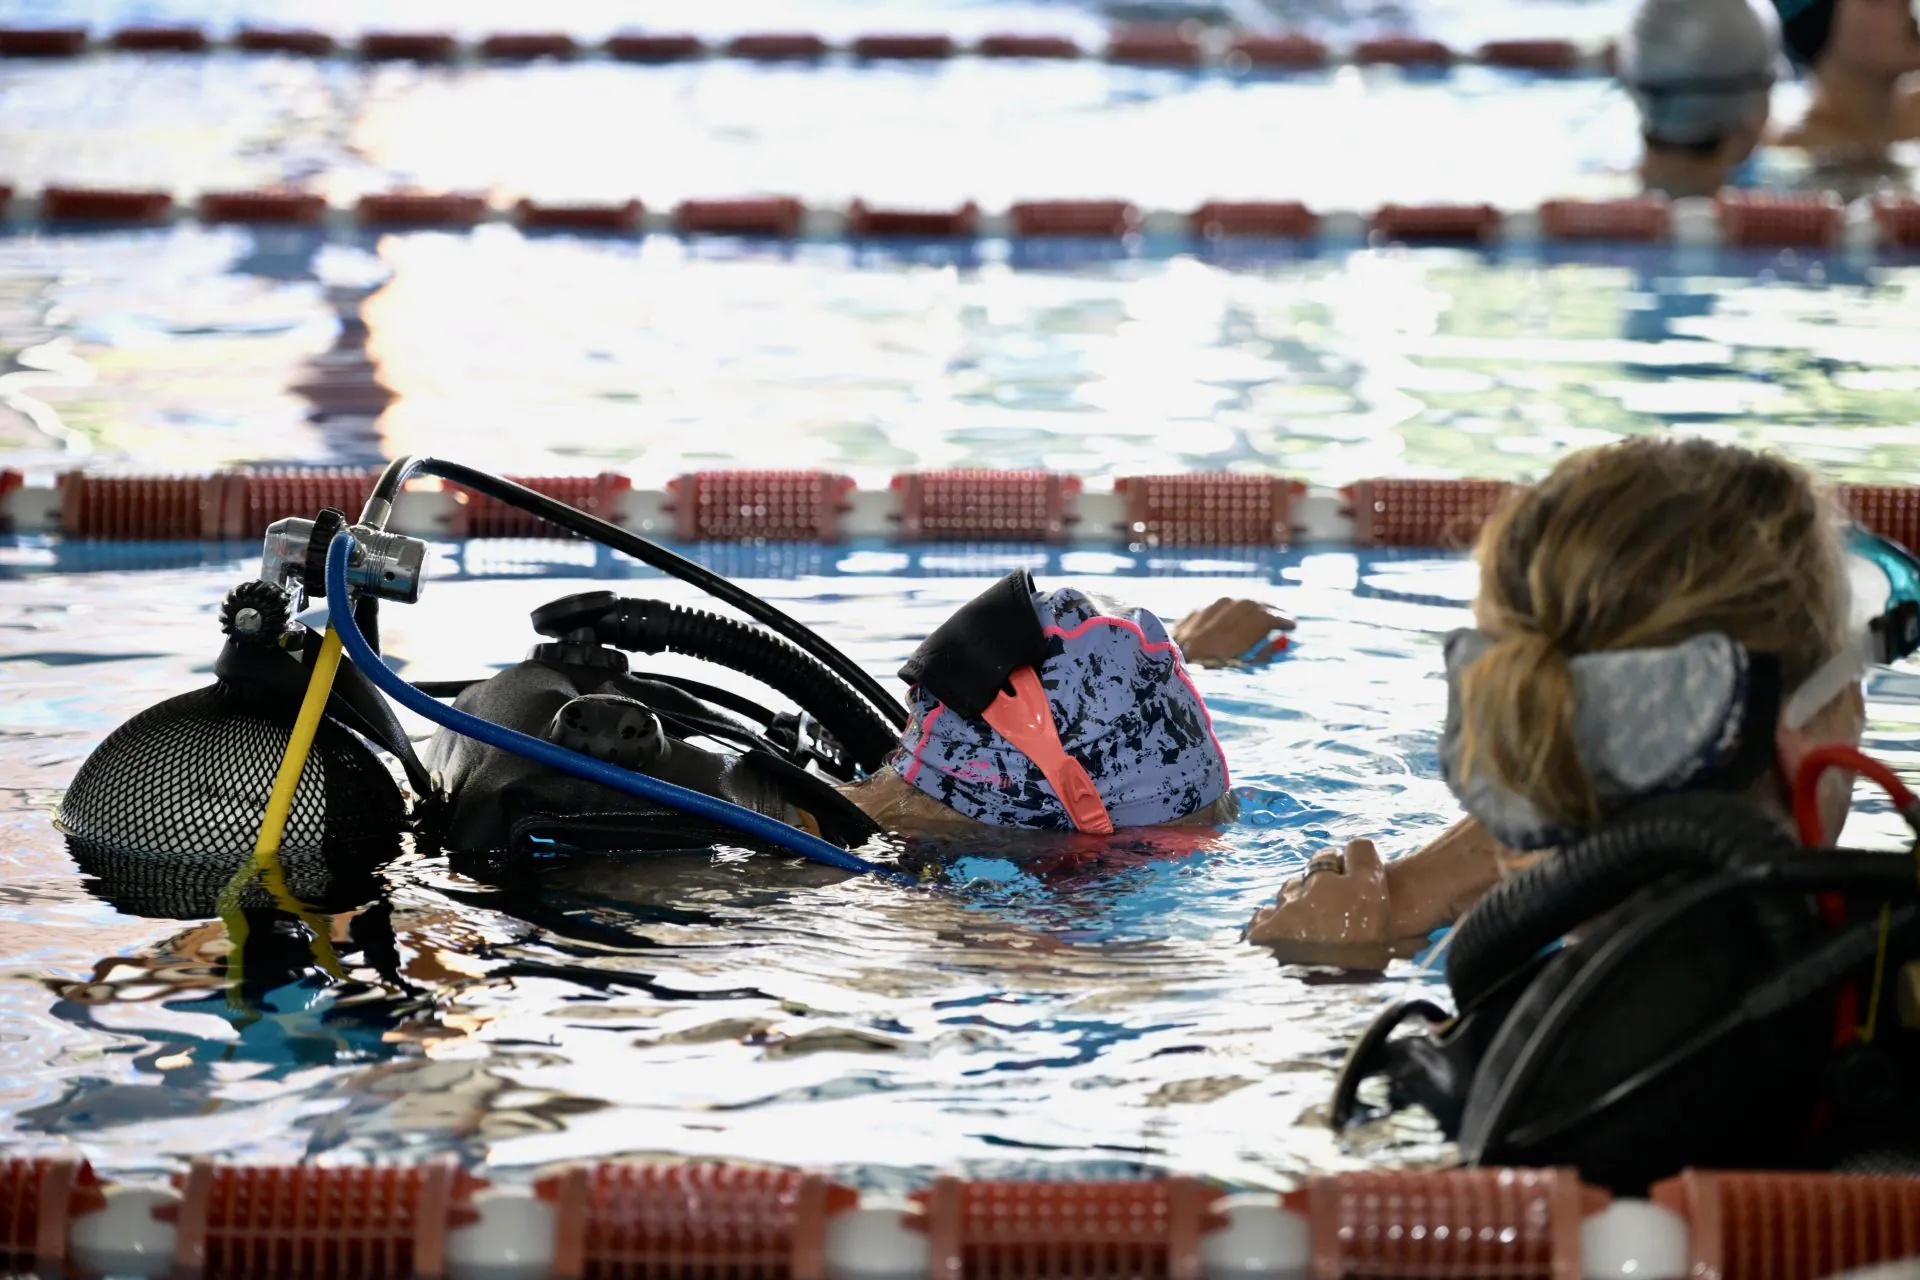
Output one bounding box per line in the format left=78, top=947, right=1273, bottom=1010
left=1247, top=438, right=1867, bottom=968
left=1619, top=0, right=1783, bottom=197
left=1770, top=0, right=1920, bottom=151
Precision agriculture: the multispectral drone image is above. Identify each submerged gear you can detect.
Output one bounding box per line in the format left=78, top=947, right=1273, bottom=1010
left=1332, top=791, right=1920, bottom=1193
left=893, top=571, right=1229, bottom=831
left=58, top=455, right=916, bottom=899
left=426, top=636, right=880, bottom=864
left=56, top=675, right=403, bottom=919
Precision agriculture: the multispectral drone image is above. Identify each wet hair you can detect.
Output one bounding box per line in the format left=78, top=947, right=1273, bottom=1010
left=1456, top=437, right=1848, bottom=832
left=1622, top=0, right=1780, bottom=148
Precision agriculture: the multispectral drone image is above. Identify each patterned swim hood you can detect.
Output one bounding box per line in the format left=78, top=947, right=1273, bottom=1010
left=892, top=581, right=1229, bottom=829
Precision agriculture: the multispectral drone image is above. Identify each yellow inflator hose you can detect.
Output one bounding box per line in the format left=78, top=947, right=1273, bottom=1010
left=219, top=626, right=350, bottom=988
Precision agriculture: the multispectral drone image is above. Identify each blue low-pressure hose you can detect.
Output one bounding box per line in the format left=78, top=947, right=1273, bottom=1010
left=323, top=533, right=906, bottom=880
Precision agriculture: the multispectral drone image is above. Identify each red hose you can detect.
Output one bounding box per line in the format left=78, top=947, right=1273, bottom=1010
left=1789, top=743, right=1919, bottom=1050
left=1792, top=743, right=1918, bottom=847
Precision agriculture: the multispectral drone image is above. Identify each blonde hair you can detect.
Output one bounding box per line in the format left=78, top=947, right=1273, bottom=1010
left=1457, top=436, right=1848, bottom=831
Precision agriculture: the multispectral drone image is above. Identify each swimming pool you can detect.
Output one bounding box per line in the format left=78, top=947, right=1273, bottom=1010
left=3, top=533, right=1917, bottom=1188
left=5, top=230, right=1920, bottom=484
left=5, top=0, right=1920, bottom=1202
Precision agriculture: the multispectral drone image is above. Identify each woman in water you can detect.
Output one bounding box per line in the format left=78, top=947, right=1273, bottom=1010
left=1249, top=437, right=1866, bottom=966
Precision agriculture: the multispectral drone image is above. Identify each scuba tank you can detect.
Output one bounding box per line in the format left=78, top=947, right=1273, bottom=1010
left=1330, top=790, right=1920, bottom=1194
left=423, top=589, right=885, bottom=863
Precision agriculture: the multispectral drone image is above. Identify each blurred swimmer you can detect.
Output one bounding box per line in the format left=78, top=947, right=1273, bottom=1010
left=1771, top=0, right=1920, bottom=148
left=1620, top=0, right=1782, bottom=196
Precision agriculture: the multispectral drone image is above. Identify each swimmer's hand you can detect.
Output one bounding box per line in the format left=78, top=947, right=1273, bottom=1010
left=1173, top=598, right=1296, bottom=667
left=1247, top=820, right=1507, bottom=971
left=1246, top=839, right=1405, bottom=972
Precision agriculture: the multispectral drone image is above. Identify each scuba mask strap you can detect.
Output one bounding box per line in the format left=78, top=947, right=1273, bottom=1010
left=979, top=667, right=1114, bottom=835
left=1784, top=527, right=1920, bottom=731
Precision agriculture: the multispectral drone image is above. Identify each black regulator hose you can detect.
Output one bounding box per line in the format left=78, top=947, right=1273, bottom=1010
left=602, top=599, right=899, bottom=774
left=413, top=458, right=909, bottom=732
left=1446, top=791, right=1801, bottom=1009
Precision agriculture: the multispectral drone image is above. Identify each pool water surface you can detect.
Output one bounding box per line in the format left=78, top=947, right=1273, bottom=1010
left=0, top=538, right=1915, bottom=1185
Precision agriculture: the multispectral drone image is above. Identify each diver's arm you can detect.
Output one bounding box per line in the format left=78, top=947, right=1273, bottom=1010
left=1381, top=816, right=1506, bottom=934
left=1172, top=598, right=1295, bottom=667
left=1246, top=817, right=1505, bottom=966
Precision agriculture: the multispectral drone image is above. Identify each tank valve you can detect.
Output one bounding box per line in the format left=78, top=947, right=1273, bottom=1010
left=260, top=514, right=429, bottom=604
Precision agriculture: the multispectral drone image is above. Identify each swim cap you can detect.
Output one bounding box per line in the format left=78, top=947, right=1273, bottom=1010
left=892, top=580, right=1229, bottom=830
left=1621, top=0, right=1781, bottom=145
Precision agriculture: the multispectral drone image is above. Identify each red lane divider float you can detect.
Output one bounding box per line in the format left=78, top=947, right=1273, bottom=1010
left=58, top=474, right=224, bottom=541
left=667, top=470, right=855, bottom=541
left=1345, top=477, right=1514, bottom=547
left=6, top=183, right=1910, bottom=249
left=537, top=1163, right=854, bottom=1280
left=108, top=25, right=209, bottom=52
left=449, top=473, right=633, bottom=538
left=163, top=1159, right=481, bottom=1280
left=358, top=30, right=459, bottom=62
left=228, top=469, right=382, bottom=541
left=846, top=199, right=980, bottom=238
left=916, top=1176, right=1215, bottom=1279
left=199, top=189, right=328, bottom=225
left=1191, top=199, right=1318, bottom=239
left=0, top=26, right=86, bottom=56
left=1840, top=484, right=1920, bottom=555
left=726, top=32, right=830, bottom=61
left=31, top=473, right=1920, bottom=548
left=1540, top=195, right=1670, bottom=241
left=1107, top=24, right=1205, bottom=67
left=675, top=196, right=805, bottom=237
left=1656, top=1169, right=1920, bottom=1280
left=233, top=27, right=337, bottom=56
left=604, top=32, right=705, bottom=62
left=850, top=33, right=956, bottom=60
left=1871, top=194, right=1920, bottom=249
left=977, top=32, right=1082, bottom=58
left=476, top=32, right=578, bottom=61
left=1287, top=1167, right=1599, bottom=1276
left=1117, top=474, right=1305, bottom=547
left=1230, top=32, right=1330, bottom=68
left=1716, top=190, right=1844, bottom=248
left=0, top=24, right=1616, bottom=70
left=1373, top=201, right=1501, bottom=242
left=0, top=1155, right=104, bottom=1278
left=515, top=198, right=645, bottom=232
left=1355, top=35, right=1455, bottom=67
left=1480, top=38, right=1581, bottom=70
left=893, top=470, right=1081, bottom=542
left=1009, top=199, right=1141, bottom=237
left=356, top=192, right=488, bottom=229
left=0, top=469, right=20, bottom=535
left=5, top=1156, right=1920, bottom=1280
left=40, top=185, right=172, bottom=222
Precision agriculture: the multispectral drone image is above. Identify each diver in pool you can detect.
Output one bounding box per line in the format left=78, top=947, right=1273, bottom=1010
left=1248, top=437, right=1871, bottom=966
left=1619, top=0, right=1782, bottom=197
left=1319, top=437, right=1920, bottom=1186
left=835, top=578, right=1251, bottom=834
left=419, top=571, right=1285, bottom=863
left=1769, top=0, right=1920, bottom=150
